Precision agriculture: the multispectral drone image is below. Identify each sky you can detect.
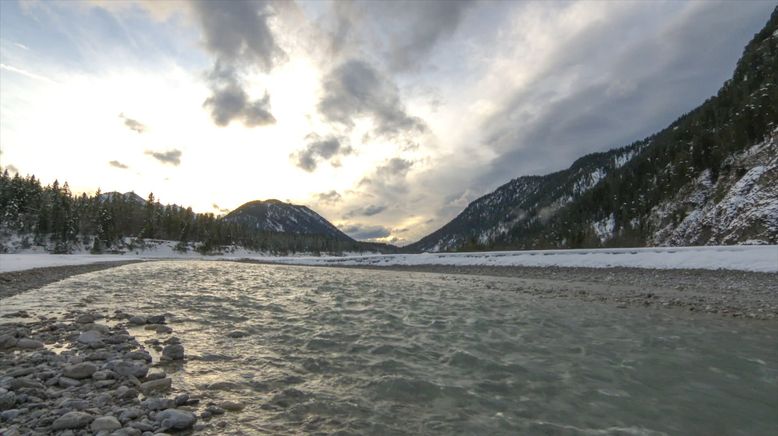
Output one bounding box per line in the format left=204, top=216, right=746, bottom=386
left=0, top=0, right=774, bottom=245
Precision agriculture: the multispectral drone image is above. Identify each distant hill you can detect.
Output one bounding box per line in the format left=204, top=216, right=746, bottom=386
left=408, top=9, right=778, bottom=252
left=224, top=199, right=355, bottom=242
left=98, top=191, right=146, bottom=205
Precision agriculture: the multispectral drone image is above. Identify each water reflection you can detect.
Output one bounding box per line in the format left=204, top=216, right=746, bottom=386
left=2, top=261, right=777, bottom=435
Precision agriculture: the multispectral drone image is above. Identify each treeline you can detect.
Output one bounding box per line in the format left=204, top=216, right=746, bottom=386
left=0, top=171, right=385, bottom=254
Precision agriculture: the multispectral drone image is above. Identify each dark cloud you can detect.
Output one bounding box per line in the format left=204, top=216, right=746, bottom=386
left=119, top=113, right=145, bottom=133
left=326, top=0, right=474, bottom=71
left=341, top=223, right=391, bottom=240
left=345, top=204, right=387, bottom=218
left=191, top=0, right=282, bottom=128
left=379, top=0, right=475, bottom=71
left=315, top=190, right=342, bottom=204
left=108, top=160, right=128, bottom=169
left=212, top=203, right=231, bottom=213
left=476, top=1, right=774, bottom=191
left=191, top=0, right=282, bottom=70
left=292, top=135, right=353, bottom=172
left=203, top=62, right=275, bottom=127
left=145, top=149, right=182, bottom=166
left=318, top=59, right=426, bottom=137
left=359, top=157, right=414, bottom=198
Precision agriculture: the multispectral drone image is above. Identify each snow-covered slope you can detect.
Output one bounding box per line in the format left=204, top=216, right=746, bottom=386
left=224, top=199, right=354, bottom=241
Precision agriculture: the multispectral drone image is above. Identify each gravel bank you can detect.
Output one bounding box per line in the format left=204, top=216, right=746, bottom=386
left=0, top=262, right=143, bottom=301
left=0, top=309, right=239, bottom=435
left=242, top=261, right=778, bottom=321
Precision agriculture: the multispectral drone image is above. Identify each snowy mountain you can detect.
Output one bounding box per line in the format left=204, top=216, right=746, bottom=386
left=224, top=199, right=355, bottom=242
left=408, top=10, right=778, bottom=252
left=98, top=191, right=146, bottom=205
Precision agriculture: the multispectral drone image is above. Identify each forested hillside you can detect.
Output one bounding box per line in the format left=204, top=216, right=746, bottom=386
left=409, top=9, right=778, bottom=252
left=0, top=173, right=394, bottom=254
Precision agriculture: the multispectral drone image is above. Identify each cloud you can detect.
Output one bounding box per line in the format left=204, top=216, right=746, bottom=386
left=318, top=59, right=426, bottom=137
left=202, top=62, right=276, bottom=127
left=3, top=164, right=19, bottom=175
left=0, top=63, right=57, bottom=84
left=212, top=203, right=231, bottom=213
left=325, top=0, right=474, bottom=71
left=292, top=135, right=353, bottom=172
left=315, top=190, right=342, bottom=204
left=345, top=204, right=387, bottom=218
left=118, top=113, right=145, bottom=133
left=378, top=0, right=475, bottom=71
left=341, top=223, right=392, bottom=240
left=475, top=1, right=774, bottom=190
left=190, top=0, right=282, bottom=70
left=190, top=0, right=283, bottom=128
left=108, top=160, right=129, bottom=169
left=145, top=149, right=182, bottom=166
left=359, top=157, right=414, bottom=198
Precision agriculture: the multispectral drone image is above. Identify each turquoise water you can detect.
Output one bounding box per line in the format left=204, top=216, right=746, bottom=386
left=3, top=261, right=777, bottom=435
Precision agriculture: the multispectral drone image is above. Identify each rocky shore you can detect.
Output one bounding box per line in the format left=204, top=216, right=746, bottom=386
left=0, top=309, right=240, bottom=435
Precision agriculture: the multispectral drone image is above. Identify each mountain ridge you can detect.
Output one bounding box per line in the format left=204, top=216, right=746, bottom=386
left=408, top=9, right=778, bottom=252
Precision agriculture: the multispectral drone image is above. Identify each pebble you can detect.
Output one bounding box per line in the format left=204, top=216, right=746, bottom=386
left=51, top=411, right=94, bottom=430
left=156, top=408, right=197, bottom=430
left=140, top=378, right=172, bottom=395
left=227, top=330, right=248, bottom=338
left=91, top=415, right=122, bottom=432
left=15, top=338, right=44, bottom=349
left=62, top=362, right=98, bottom=379
left=77, top=330, right=103, bottom=345
left=161, top=344, right=184, bottom=361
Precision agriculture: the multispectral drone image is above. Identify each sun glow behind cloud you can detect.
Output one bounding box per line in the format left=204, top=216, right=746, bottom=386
left=1, top=0, right=773, bottom=245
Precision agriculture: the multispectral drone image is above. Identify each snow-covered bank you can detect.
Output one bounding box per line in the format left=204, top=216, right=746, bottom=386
left=1, top=245, right=775, bottom=274
left=252, top=245, right=778, bottom=273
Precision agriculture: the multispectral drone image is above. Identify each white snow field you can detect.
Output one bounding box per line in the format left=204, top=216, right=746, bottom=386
left=252, top=245, right=778, bottom=273
left=1, top=245, right=775, bottom=273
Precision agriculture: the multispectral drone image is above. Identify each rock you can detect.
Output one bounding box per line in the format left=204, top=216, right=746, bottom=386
left=227, top=330, right=248, bottom=338
left=110, top=428, right=142, bottom=436
left=205, top=405, right=225, bottom=415
left=110, top=360, right=149, bottom=378
left=146, top=369, right=166, bottom=381
left=0, top=391, right=16, bottom=410
left=76, top=314, right=95, bottom=324
left=51, top=411, right=94, bottom=430
left=92, top=370, right=116, bottom=381
left=63, top=362, right=98, bottom=380
left=161, top=344, right=184, bottom=361
left=173, top=394, right=189, bottom=406
left=220, top=401, right=244, bottom=412
left=155, top=325, right=173, bottom=334
left=9, top=378, right=43, bottom=390
left=58, top=377, right=82, bottom=388
left=15, top=338, right=44, bottom=349
left=140, top=377, right=172, bottom=395
left=114, top=386, right=139, bottom=400
left=77, top=330, right=103, bottom=346
left=1, top=409, right=21, bottom=421
left=91, top=415, right=122, bottom=432
left=125, top=351, right=152, bottom=362
left=142, top=397, right=174, bottom=411
left=118, top=407, right=144, bottom=422
left=156, top=409, right=196, bottom=430
left=148, top=315, right=166, bottom=324
left=128, top=316, right=147, bottom=325
left=0, top=334, right=17, bottom=349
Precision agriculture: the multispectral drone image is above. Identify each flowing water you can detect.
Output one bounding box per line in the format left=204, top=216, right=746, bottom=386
left=2, top=261, right=777, bottom=435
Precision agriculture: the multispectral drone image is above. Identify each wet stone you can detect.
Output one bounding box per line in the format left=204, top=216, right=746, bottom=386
left=62, top=362, right=98, bottom=380
left=51, top=411, right=94, bottom=430
left=161, top=344, right=184, bottom=361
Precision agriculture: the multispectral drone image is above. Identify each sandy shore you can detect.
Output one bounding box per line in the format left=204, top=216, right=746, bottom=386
left=0, top=261, right=143, bottom=300
left=239, top=260, right=778, bottom=321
